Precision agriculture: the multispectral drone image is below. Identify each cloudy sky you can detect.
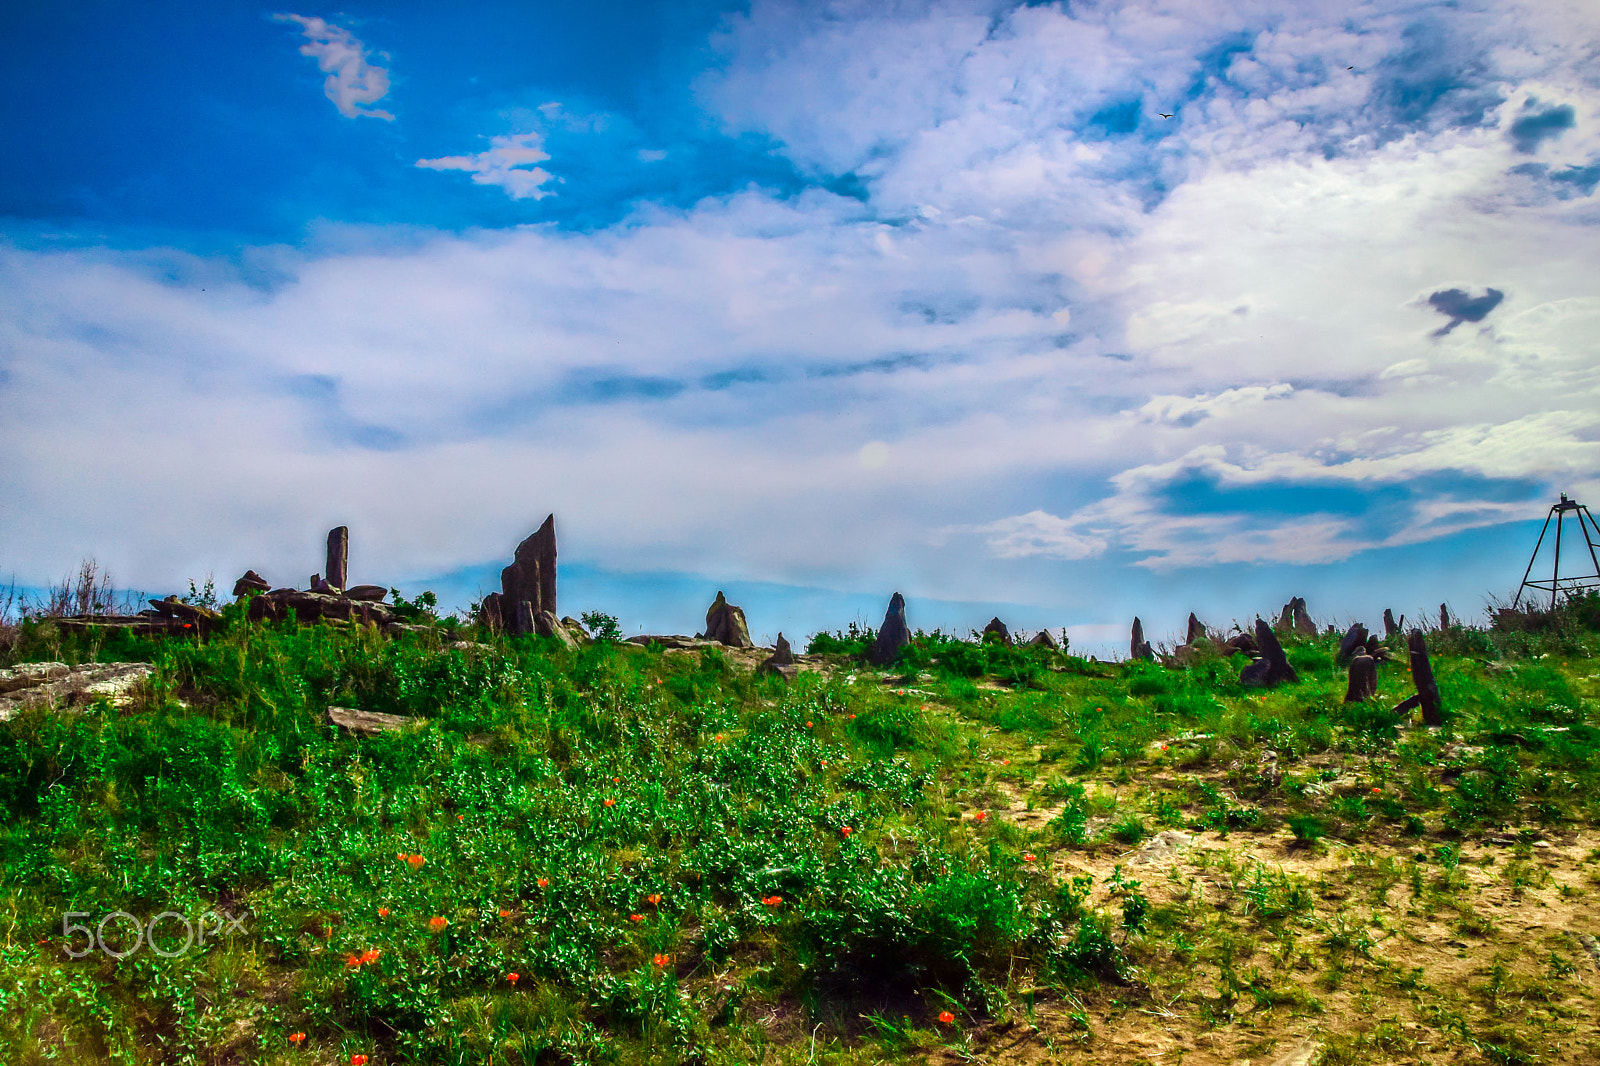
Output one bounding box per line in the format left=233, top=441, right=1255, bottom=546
left=3, top=0, right=1598, bottom=652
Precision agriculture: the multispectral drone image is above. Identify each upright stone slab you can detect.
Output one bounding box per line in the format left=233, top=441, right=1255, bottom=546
left=501, top=514, right=557, bottom=634
left=1185, top=613, right=1209, bottom=646
left=1130, top=617, right=1155, bottom=661
left=478, top=592, right=504, bottom=633
left=758, top=633, right=798, bottom=680
left=1240, top=618, right=1299, bottom=687
left=982, top=617, right=1012, bottom=645
left=1383, top=609, right=1402, bottom=639
left=1409, top=629, right=1444, bottom=727
left=869, top=593, right=910, bottom=666
left=703, top=591, right=754, bottom=648
left=1439, top=603, right=1452, bottom=630
left=516, top=600, right=537, bottom=637
left=326, top=526, right=349, bottom=591
left=1344, top=654, right=1378, bottom=703
left=1337, top=623, right=1369, bottom=665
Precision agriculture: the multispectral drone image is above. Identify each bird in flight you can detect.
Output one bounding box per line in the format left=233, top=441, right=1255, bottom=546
left=1158, top=112, right=1172, bottom=119
left=1347, top=66, right=1354, bottom=69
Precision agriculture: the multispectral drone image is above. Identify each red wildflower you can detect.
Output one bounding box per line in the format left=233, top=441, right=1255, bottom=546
left=973, top=810, right=987, bottom=822
left=646, top=893, right=662, bottom=905
left=377, top=907, right=389, bottom=919
left=653, top=953, right=671, bottom=966
left=406, top=854, right=425, bottom=869
left=761, top=895, right=782, bottom=907
left=351, top=1056, right=369, bottom=1066
left=361, top=949, right=380, bottom=965
left=537, top=877, right=549, bottom=888
left=604, top=798, right=616, bottom=807
left=613, top=776, right=621, bottom=783
left=428, top=916, right=447, bottom=931
left=289, top=1031, right=306, bottom=1044
left=805, top=721, right=813, bottom=727
left=630, top=913, right=645, bottom=923
left=507, top=972, right=520, bottom=985
left=1023, top=853, right=1036, bottom=862
left=840, top=826, right=853, bottom=838
left=938, top=1010, right=955, bottom=1025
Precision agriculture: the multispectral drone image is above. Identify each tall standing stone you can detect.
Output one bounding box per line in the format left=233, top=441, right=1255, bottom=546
left=1130, top=617, right=1155, bottom=661
left=1409, top=629, right=1444, bottom=727
left=1344, top=654, right=1378, bottom=703
left=501, top=514, right=557, bottom=635
left=326, top=526, right=349, bottom=591
left=1439, top=603, right=1452, bottom=630
left=1291, top=597, right=1316, bottom=637
left=478, top=592, right=504, bottom=633
left=869, top=593, right=910, bottom=666
left=1383, top=609, right=1402, bottom=639
left=1185, top=613, right=1209, bottom=646
left=703, top=591, right=754, bottom=648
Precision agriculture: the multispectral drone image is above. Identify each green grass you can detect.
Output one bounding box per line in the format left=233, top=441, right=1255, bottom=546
left=0, top=594, right=1596, bottom=1063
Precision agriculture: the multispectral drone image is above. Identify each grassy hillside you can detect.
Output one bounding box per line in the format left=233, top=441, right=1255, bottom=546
left=1, top=596, right=1597, bottom=1065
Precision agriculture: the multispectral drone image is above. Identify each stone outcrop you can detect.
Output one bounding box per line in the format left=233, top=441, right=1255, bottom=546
left=478, top=592, right=504, bottom=633
left=868, top=593, right=910, bottom=666
left=1383, top=609, right=1403, bottom=639
left=1027, top=629, right=1059, bottom=650
left=326, top=526, right=349, bottom=591
left=346, top=584, right=387, bottom=602
left=1439, top=603, right=1452, bottom=630
left=0, top=661, right=153, bottom=721
left=232, top=570, right=271, bottom=599
left=247, top=589, right=395, bottom=626
left=702, top=591, right=753, bottom=648
left=758, top=633, right=798, bottom=680
left=1344, top=654, right=1378, bottom=703
left=1224, top=630, right=1258, bottom=655
left=1185, top=613, right=1211, bottom=646
left=1336, top=623, right=1369, bottom=665
left=1240, top=618, right=1299, bottom=688
left=1129, top=617, right=1155, bottom=662
left=981, top=617, right=1012, bottom=645
left=1291, top=597, right=1316, bottom=637
left=492, top=515, right=558, bottom=635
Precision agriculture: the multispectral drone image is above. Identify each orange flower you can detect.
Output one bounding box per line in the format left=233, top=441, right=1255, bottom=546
left=499, top=909, right=511, bottom=917
left=613, top=776, right=621, bottom=783
left=397, top=851, right=407, bottom=861
left=1371, top=787, right=1381, bottom=794
left=652, top=953, right=671, bottom=966
left=716, top=733, right=725, bottom=741
left=456, top=814, right=463, bottom=821
left=646, top=893, right=662, bottom=905
left=840, top=826, right=853, bottom=838
left=1022, top=853, right=1036, bottom=862
left=377, top=907, right=389, bottom=919
left=849, top=714, right=856, bottom=719
left=761, top=895, right=782, bottom=907
left=938, top=1010, right=956, bottom=1025
left=604, top=798, right=616, bottom=807
left=406, top=854, right=425, bottom=869
left=806, top=721, right=813, bottom=727
left=537, top=877, right=550, bottom=888
left=346, top=953, right=363, bottom=968
left=973, top=810, right=987, bottom=822
left=630, top=913, right=645, bottom=923
left=289, top=1031, right=306, bottom=1044
left=428, top=916, right=447, bottom=931
left=361, top=948, right=380, bottom=965
left=507, top=972, right=520, bottom=985
left=351, top=1056, right=369, bottom=1066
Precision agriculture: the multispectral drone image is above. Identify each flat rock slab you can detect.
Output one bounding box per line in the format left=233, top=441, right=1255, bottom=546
left=1127, top=829, right=1197, bottom=866
left=1260, top=1038, right=1322, bottom=1066
left=0, top=662, right=154, bottom=720
left=327, top=706, right=416, bottom=736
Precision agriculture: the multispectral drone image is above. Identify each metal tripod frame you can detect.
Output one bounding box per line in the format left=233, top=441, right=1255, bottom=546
left=1513, top=494, right=1600, bottom=610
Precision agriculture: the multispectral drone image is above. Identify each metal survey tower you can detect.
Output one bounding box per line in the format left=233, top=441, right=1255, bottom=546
left=1512, top=494, right=1600, bottom=610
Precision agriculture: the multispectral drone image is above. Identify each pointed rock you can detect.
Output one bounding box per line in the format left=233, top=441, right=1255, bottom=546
left=868, top=593, right=910, bottom=666
left=1344, top=654, right=1378, bottom=703
left=703, top=591, right=754, bottom=648
left=1439, top=603, right=1452, bottom=630
left=478, top=592, right=504, bottom=633
left=1409, top=629, right=1444, bottom=726
left=982, top=617, right=1012, bottom=645
left=1240, top=618, right=1299, bottom=687
left=1130, top=617, right=1155, bottom=661
left=1337, top=623, right=1369, bottom=665
left=1185, top=612, right=1210, bottom=645
left=326, top=526, right=349, bottom=591
left=758, top=632, right=799, bottom=680
left=1027, top=629, right=1059, bottom=650
left=1383, top=608, right=1401, bottom=638
left=501, top=515, right=557, bottom=634
left=1291, top=597, right=1316, bottom=637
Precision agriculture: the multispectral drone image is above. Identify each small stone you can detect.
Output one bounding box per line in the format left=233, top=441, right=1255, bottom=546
left=345, top=585, right=388, bottom=601
left=981, top=617, right=1012, bottom=645
left=232, top=570, right=271, bottom=599
left=327, top=706, right=413, bottom=736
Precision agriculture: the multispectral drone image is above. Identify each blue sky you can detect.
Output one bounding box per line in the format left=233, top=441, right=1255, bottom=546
left=3, top=0, right=1598, bottom=654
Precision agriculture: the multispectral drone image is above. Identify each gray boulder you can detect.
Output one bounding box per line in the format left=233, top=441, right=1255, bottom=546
left=232, top=570, right=271, bottom=599
left=1129, top=617, right=1155, bottom=662
left=1027, top=629, right=1059, bottom=650
left=1336, top=623, right=1369, bottom=665
left=758, top=633, right=799, bottom=680
left=703, top=591, right=754, bottom=648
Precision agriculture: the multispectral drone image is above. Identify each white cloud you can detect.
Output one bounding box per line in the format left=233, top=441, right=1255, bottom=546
left=416, top=132, right=556, bottom=199
left=274, top=14, right=395, bottom=121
